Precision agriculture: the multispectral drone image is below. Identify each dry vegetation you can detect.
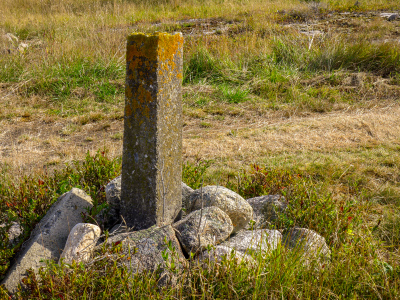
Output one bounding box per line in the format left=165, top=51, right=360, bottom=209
left=1, top=0, right=400, bottom=298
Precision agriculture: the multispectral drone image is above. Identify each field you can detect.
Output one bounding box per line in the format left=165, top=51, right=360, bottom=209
left=1, top=0, right=400, bottom=298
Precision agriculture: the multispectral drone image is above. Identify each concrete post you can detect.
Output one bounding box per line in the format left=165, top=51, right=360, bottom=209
left=121, top=32, right=183, bottom=230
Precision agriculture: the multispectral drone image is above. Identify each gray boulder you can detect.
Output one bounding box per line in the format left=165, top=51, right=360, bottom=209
left=222, top=229, right=282, bottom=256
left=182, top=182, right=194, bottom=203
left=173, top=206, right=233, bottom=255
left=282, top=228, right=330, bottom=264
left=1, top=188, right=93, bottom=294
left=246, top=195, right=287, bottom=228
left=98, top=225, right=185, bottom=286
left=186, top=186, right=252, bottom=233
left=181, top=182, right=194, bottom=211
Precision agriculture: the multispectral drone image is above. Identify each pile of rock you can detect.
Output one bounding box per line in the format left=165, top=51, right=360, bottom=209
left=1, top=177, right=331, bottom=294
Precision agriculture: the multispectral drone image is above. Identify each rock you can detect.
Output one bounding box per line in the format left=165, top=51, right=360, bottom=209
left=181, top=182, right=194, bottom=208
left=59, top=223, right=101, bottom=264
left=222, top=229, right=282, bottom=256
left=174, top=182, right=194, bottom=222
left=0, top=222, right=23, bottom=248
left=98, top=225, right=185, bottom=286
left=1, top=188, right=93, bottom=294
left=246, top=195, right=287, bottom=228
left=282, top=228, right=330, bottom=264
left=101, top=175, right=122, bottom=227
left=173, top=206, right=233, bottom=255
left=198, top=245, right=254, bottom=265
left=388, top=14, right=398, bottom=21
left=186, top=186, right=252, bottom=233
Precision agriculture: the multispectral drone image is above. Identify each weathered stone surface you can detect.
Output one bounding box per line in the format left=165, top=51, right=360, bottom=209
left=98, top=225, right=185, bottom=285
left=0, top=222, right=23, bottom=248
left=198, top=245, right=253, bottom=265
left=174, top=182, right=194, bottom=222
left=104, top=175, right=122, bottom=226
left=1, top=188, right=93, bottom=294
left=282, top=228, right=331, bottom=264
left=246, top=195, right=287, bottom=228
left=222, top=229, right=282, bottom=256
left=173, top=206, right=233, bottom=254
left=182, top=182, right=194, bottom=207
left=186, top=186, right=253, bottom=233
left=59, top=223, right=101, bottom=264
left=121, top=32, right=184, bottom=230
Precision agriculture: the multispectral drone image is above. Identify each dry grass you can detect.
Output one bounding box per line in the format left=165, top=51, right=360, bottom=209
left=1, top=0, right=400, bottom=298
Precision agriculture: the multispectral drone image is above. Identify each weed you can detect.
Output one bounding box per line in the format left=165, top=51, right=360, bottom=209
left=219, top=84, right=249, bottom=103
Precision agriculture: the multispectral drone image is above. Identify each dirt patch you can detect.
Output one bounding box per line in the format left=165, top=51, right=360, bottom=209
left=2, top=99, right=400, bottom=178
left=183, top=105, right=400, bottom=168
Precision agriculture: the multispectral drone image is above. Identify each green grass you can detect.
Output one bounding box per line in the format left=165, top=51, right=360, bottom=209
left=0, top=57, right=124, bottom=103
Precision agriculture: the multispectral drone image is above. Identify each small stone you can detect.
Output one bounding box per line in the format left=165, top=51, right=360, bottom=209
left=59, top=223, right=101, bottom=264
left=186, top=186, right=253, bottom=233
left=282, top=228, right=331, bottom=264
left=246, top=195, right=287, bottom=228
left=173, top=206, right=233, bottom=255
left=222, top=229, right=282, bottom=256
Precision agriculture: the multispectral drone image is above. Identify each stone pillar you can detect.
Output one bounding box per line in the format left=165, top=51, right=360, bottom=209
left=121, top=32, right=183, bottom=230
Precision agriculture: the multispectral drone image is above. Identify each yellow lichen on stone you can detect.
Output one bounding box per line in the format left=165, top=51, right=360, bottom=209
left=126, top=32, right=183, bottom=117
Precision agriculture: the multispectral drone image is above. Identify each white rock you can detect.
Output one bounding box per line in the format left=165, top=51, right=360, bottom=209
left=59, top=223, right=101, bottom=264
